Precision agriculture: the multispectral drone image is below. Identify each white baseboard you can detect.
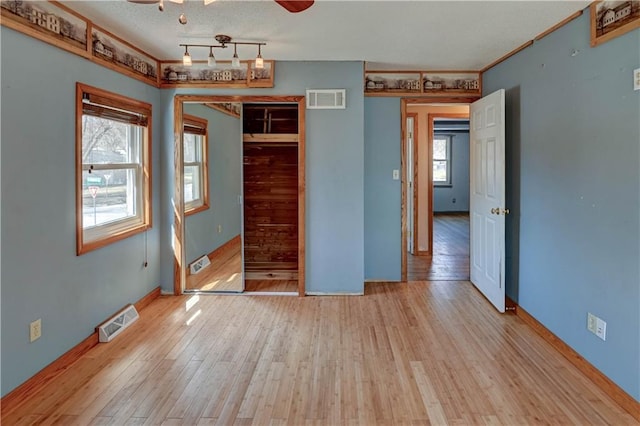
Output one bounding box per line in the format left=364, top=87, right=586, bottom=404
left=305, top=292, right=364, bottom=296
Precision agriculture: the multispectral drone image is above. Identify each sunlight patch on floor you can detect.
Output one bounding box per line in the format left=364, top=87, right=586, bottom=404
left=185, top=294, right=200, bottom=312
left=186, top=309, right=202, bottom=326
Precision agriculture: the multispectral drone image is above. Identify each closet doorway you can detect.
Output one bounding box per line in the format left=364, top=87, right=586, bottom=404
left=173, top=95, right=306, bottom=296
left=242, top=103, right=300, bottom=293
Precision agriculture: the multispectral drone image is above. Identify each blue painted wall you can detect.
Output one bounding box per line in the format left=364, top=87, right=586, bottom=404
left=483, top=12, right=640, bottom=400
left=162, top=62, right=366, bottom=294
left=364, top=97, right=401, bottom=281
left=1, top=35, right=366, bottom=398
left=433, top=130, right=470, bottom=212
left=1, top=28, right=162, bottom=397
left=183, top=104, right=242, bottom=265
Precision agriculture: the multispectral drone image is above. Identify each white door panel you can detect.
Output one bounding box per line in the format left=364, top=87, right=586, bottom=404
left=470, top=89, right=506, bottom=313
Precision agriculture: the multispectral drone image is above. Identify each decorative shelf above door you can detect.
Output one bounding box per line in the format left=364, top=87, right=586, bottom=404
left=365, top=70, right=481, bottom=98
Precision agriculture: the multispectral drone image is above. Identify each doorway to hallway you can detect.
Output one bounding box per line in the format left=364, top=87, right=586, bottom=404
left=407, top=213, right=470, bottom=281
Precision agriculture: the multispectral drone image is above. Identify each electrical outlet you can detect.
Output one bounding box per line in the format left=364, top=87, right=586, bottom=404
left=392, top=169, right=400, bottom=180
left=587, top=313, right=607, bottom=341
left=587, top=313, right=597, bottom=333
left=595, top=317, right=607, bottom=341
left=217, top=224, right=222, bottom=233
left=452, top=198, right=456, bottom=203
left=634, top=68, right=640, bottom=91
left=30, top=319, right=42, bottom=342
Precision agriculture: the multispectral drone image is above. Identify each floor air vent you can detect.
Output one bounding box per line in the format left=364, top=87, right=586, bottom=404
left=306, top=89, right=346, bottom=109
left=97, top=304, right=139, bottom=343
left=189, top=254, right=211, bottom=275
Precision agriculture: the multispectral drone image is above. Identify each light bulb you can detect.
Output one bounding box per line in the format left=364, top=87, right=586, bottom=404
left=183, top=51, right=192, bottom=66
left=255, top=55, right=264, bottom=69
left=232, top=53, right=240, bottom=68
left=208, top=52, right=216, bottom=68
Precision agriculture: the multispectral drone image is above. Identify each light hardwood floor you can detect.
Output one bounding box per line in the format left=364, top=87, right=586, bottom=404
left=3, top=282, right=635, bottom=425
left=186, top=249, right=243, bottom=292
left=409, top=213, right=470, bottom=281
left=244, top=280, right=298, bottom=293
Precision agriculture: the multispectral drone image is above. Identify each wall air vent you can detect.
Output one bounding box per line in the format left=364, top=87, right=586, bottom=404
left=97, top=304, right=139, bottom=343
left=306, top=89, right=346, bottom=109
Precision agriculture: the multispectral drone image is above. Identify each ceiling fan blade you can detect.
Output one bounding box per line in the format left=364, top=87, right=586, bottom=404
left=275, top=0, right=314, bottom=13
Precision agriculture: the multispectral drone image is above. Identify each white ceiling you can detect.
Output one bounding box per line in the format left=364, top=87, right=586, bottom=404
left=63, top=0, right=590, bottom=70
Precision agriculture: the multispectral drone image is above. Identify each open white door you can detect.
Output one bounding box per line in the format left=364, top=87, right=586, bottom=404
left=470, top=89, right=506, bottom=313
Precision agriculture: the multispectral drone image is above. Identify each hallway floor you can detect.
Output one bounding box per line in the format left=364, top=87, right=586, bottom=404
left=408, top=213, right=470, bottom=281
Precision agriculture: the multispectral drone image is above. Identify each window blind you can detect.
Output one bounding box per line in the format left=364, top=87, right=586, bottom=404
left=82, top=92, right=149, bottom=127
left=183, top=116, right=207, bottom=136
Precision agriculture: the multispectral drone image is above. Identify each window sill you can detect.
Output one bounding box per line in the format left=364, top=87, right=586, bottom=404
left=185, top=203, right=209, bottom=217
left=77, top=222, right=151, bottom=255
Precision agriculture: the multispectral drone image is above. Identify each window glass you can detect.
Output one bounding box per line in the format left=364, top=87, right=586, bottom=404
left=183, top=115, right=209, bottom=215
left=433, top=136, right=451, bottom=184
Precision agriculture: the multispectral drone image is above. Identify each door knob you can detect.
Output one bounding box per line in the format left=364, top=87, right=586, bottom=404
left=490, top=207, right=509, bottom=215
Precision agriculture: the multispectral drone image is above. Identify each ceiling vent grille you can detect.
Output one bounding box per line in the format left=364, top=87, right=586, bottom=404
left=97, top=304, right=139, bottom=343
left=306, top=89, right=346, bottom=109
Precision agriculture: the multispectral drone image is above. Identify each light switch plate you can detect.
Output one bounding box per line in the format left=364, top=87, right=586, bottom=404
left=634, top=68, right=640, bottom=91
left=392, top=169, right=400, bottom=180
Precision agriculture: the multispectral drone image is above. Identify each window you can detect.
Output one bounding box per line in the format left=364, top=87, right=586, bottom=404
left=76, top=83, right=152, bottom=255
left=433, top=135, right=451, bottom=186
left=183, top=115, right=209, bottom=215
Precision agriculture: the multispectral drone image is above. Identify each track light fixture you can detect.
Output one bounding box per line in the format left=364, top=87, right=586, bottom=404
left=179, top=34, right=266, bottom=68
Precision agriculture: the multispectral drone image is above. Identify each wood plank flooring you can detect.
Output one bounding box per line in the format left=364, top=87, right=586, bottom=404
left=186, top=244, right=297, bottom=293
left=244, top=280, right=298, bottom=293
left=409, top=213, right=470, bottom=281
left=186, top=248, right=243, bottom=292
left=3, top=282, right=635, bottom=425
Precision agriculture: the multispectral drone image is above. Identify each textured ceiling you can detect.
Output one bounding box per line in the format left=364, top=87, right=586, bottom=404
left=62, top=0, right=590, bottom=70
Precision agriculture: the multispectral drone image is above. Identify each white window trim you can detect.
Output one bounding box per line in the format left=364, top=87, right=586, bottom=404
left=82, top=163, right=144, bottom=242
